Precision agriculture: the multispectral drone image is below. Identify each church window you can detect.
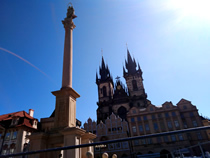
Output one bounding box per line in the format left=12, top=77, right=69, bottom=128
left=183, top=105, right=187, bottom=109
left=112, top=127, right=117, bottom=131
left=117, top=106, right=127, bottom=121
left=102, top=86, right=107, bottom=97
left=166, top=104, right=170, bottom=109
left=137, top=116, right=141, bottom=121
left=132, top=109, right=136, bottom=114
left=152, top=115, right=156, bottom=120
left=150, top=107, right=153, bottom=111
left=117, top=127, right=122, bottom=131
left=132, top=80, right=138, bottom=91
left=108, top=128, right=111, bottom=132
left=143, top=116, right=147, bottom=121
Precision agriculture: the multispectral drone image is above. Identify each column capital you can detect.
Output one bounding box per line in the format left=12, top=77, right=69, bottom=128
left=62, top=19, right=76, bottom=30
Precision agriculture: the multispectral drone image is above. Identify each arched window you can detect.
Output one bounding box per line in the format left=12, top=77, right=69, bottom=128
left=102, top=86, right=107, bottom=97
left=2, top=144, right=8, bottom=155
left=132, top=80, right=138, bottom=91
left=117, top=106, right=127, bottom=120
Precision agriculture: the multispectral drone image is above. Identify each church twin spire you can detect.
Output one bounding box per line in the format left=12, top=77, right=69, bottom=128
left=123, top=49, right=142, bottom=77
left=96, top=57, right=113, bottom=85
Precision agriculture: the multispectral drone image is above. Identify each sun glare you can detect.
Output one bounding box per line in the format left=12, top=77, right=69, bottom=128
left=168, top=0, right=210, bottom=21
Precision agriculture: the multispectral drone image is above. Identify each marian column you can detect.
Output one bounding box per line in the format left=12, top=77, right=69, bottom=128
left=61, top=6, right=76, bottom=89
left=52, top=6, right=80, bottom=128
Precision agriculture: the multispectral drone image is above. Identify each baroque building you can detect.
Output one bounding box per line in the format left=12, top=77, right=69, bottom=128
left=0, top=109, right=38, bottom=156
left=84, top=49, right=210, bottom=158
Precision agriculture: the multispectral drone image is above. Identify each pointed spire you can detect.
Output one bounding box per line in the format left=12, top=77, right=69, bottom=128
left=125, top=49, right=137, bottom=75
left=127, top=49, right=133, bottom=64
left=123, top=66, right=126, bottom=77
left=133, top=58, right=137, bottom=67
left=97, top=56, right=113, bottom=85
left=101, top=56, right=105, bottom=69
left=96, top=71, right=98, bottom=83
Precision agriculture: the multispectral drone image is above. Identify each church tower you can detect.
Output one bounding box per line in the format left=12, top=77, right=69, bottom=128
left=96, top=57, right=114, bottom=123
left=96, top=57, right=114, bottom=102
left=123, top=49, right=147, bottom=107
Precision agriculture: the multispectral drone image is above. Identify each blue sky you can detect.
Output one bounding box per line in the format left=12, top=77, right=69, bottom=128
left=0, top=0, right=210, bottom=125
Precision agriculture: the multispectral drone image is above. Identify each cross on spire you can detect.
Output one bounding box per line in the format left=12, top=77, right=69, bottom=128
left=101, top=48, right=103, bottom=57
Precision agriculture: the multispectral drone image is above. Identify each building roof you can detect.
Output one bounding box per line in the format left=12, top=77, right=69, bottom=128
left=0, top=111, right=38, bottom=130
left=0, top=111, right=34, bottom=121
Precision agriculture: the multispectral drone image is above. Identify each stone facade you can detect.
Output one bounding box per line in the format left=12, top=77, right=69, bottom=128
left=92, top=49, right=210, bottom=157
left=127, top=99, right=209, bottom=156
left=0, top=109, right=38, bottom=157
left=84, top=113, right=130, bottom=158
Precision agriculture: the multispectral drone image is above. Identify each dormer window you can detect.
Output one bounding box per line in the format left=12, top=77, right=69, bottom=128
left=33, top=120, right=38, bottom=128
left=11, top=117, right=19, bottom=126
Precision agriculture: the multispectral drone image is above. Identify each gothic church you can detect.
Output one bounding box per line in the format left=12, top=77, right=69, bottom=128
left=96, top=49, right=148, bottom=124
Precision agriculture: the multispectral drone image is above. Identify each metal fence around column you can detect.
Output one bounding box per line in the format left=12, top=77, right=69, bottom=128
left=0, top=126, right=210, bottom=158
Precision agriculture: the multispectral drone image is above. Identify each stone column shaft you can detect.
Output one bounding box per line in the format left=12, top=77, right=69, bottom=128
left=62, top=19, right=75, bottom=89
